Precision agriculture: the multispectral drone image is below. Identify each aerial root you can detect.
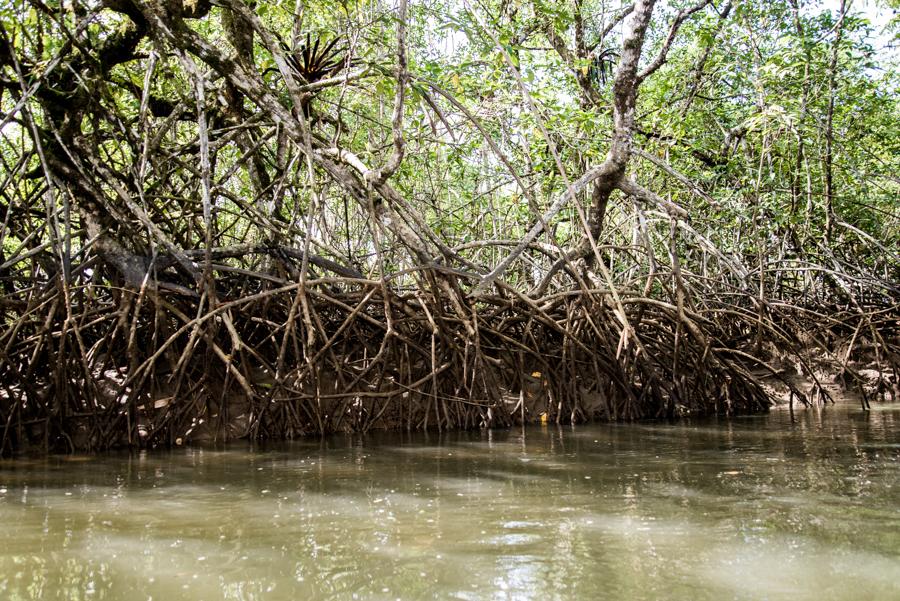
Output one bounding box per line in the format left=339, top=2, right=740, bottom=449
left=5, top=266, right=894, bottom=454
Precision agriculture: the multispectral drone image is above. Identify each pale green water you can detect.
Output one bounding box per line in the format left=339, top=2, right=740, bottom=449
left=1, top=403, right=898, bottom=601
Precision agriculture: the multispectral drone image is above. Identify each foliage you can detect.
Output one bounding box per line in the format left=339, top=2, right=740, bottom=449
left=0, top=0, right=896, bottom=453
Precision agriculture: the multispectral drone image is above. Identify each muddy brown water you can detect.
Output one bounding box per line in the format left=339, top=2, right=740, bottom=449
left=1, top=401, right=898, bottom=600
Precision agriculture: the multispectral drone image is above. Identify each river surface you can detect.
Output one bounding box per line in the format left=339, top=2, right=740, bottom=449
left=1, top=402, right=898, bottom=601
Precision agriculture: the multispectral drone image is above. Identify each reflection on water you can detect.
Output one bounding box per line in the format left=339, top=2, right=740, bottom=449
left=1, top=403, right=898, bottom=601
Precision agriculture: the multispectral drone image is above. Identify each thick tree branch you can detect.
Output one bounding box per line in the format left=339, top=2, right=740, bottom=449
left=474, top=0, right=659, bottom=292
left=637, top=0, right=713, bottom=84
left=370, top=0, right=408, bottom=185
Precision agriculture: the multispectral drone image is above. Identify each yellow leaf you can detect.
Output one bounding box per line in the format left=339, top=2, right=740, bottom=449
left=580, top=65, right=589, bottom=76
left=451, top=73, right=461, bottom=91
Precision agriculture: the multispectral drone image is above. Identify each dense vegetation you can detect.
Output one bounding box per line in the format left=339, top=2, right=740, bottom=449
left=0, top=0, right=897, bottom=453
